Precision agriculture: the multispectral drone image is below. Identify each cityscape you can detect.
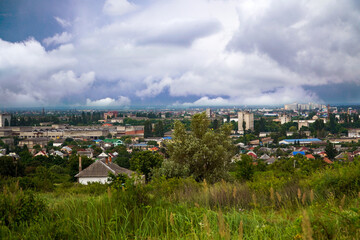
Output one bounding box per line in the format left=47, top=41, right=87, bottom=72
left=1, top=0, right=360, bottom=239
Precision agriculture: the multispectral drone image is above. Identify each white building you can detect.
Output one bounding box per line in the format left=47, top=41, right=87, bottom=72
left=206, top=108, right=211, bottom=118
left=0, top=114, right=11, bottom=127
left=279, top=115, right=291, bottom=124
left=238, top=111, right=254, bottom=133
left=75, top=158, right=136, bottom=185
left=348, top=129, right=360, bottom=138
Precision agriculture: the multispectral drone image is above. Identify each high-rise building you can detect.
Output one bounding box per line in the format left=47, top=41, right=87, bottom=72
left=0, top=114, right=11, bottom=127
left=206, top=108, right=211, bottom=118
left=238, top=111, right=254, bottom=133
left=279, top=115, right=291, bottom=124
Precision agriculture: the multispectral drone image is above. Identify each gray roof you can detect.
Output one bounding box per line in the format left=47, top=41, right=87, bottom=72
left=265, top=157, right=276, bottom=164
left=259, top=154, right=270, bottom=160
left=75, top=159, right=135, bottom=178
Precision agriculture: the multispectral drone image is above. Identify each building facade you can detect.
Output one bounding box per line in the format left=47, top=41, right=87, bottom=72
left=0, top=114, right=11, bottom=127
left=238, top=111, right=254, bottom=133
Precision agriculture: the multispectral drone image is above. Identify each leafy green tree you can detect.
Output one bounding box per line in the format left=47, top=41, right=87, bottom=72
left=328, top=114, right=337, bottom=134
left=130, top=151, right=163, bottom=181
left=33, top=144, right=42, bottom=152
left=289, top=126, right=297, bottom=132
left=167, top=112, right=235, bottom=183
left=154, top=120, right=164, bottom=137
left=67, top=155, right=93, bottom=181
left=114, top=145, right=131, bottom=169
left=211, top=119, right=220, bottom=130
left=0, top=156, right=24, bottom=177
left=147, top=140, right=158, bottom=147
left=325, top=142, right=337, bottom=160
left=231, top=120, right=238, bottom=132
left=235, top=154, right=255, bottom=181
left=4, top=118, right=9, bottom=127
left=144, top=120, right=153, bottom=138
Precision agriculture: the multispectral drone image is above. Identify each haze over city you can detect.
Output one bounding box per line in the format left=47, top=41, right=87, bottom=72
left=1, top=0, right=360, bottom=108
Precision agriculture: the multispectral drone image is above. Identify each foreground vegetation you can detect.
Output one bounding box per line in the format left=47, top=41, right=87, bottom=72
left=1, top=159, right=360, bottom=239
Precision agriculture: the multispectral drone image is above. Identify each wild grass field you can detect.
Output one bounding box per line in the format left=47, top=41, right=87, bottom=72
left=1, top=160, right=360, bottom=239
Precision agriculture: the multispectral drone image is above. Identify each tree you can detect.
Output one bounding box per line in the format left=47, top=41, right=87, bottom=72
left=289, top=126, right=297, bottom=132
left=67, top=155, right=93, bottom=181
left=154, top=120, right=164, bottom=137
left=0, top=156, right=24, bottom=177
left=329, top=114, right=337, bottom=134
left=114, top=145, right=132, bottom=169
left=211, top=119, right=220, bottom=130
left=325, top=142, right=337, bottom=160
left=242, top=120, right=247, bottom=145
left=130, top=151, right=163, bottom=181
left=235, top=154, right=255, bottom=181
left=167, top=112, right=235, bottom=183
left=144, top=120, right=153, bottom=138
left=4, top=118, right=9, bottom=127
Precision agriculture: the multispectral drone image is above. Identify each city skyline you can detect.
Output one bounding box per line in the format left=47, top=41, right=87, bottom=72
left=1, top=0, right=360, bottom=107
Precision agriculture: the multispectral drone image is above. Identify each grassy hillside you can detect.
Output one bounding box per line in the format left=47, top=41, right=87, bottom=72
left=1, top=160, right=360, bottom=239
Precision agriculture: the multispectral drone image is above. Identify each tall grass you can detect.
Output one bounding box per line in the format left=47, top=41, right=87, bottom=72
left=1, top=161, right=360, bottom=239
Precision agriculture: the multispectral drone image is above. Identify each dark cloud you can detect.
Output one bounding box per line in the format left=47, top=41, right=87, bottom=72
left=227, top=0, right=360, bottom=84
left=1, top=0, right=360, bottom=107
left=305, top=83, right=360, bottom=104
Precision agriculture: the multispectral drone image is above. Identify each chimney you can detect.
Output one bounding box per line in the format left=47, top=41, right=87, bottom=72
left=109, top=156, right=112, bottom=163
left=106, top=157, right=108, bottom=165
left=79, top=156, right=82, bottom=172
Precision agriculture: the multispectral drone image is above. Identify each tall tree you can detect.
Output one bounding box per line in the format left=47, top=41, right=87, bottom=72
left=154, top=120, right=164, bottom=137
left=144, top=120, right=153, bottom=138
left=130, top=151, right=163, bottom=181
left=235, top=154, right=255, bottom=181
left=325, top=142, right=337, bottom=160
left=167, top=112, right=235, bottom=183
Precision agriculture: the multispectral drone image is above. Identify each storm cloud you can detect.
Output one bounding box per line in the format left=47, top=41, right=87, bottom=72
left=0, top=0, right=360, bottom=107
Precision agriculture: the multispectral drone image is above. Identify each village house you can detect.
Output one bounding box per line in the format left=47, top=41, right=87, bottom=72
left=75, top=158, right=137, bottom=185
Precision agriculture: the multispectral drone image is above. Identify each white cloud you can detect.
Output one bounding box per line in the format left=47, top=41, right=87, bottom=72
left=86, top=96, right=131, bottom=106
left=103, top=0, right=136, bottom=16
left=182, top=97, right=231, bottom=106
left=43, top=32, right=73, bottom=46
left=2, top=0, right=360, bottom=106
left=54, top=16, right=71, bottom=28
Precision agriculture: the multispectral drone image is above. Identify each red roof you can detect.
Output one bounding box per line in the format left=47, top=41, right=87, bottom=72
left=323, top=157, right=333, bottom=164
left=305, top=154, right=315, bottom=159
left=247, top=151, right=257, bottom=158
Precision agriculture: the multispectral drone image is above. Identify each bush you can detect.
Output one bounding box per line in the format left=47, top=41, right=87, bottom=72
left=303, top=161, right=360, bottom=197
left=0, top=183, right=46, bottom=227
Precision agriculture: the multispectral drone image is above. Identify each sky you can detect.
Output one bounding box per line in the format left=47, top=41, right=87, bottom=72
left=1, top=0, right=360, bottom=108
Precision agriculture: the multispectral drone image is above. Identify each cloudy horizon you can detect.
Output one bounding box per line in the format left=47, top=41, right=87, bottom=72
left=1, top=0, right=360, bottom=108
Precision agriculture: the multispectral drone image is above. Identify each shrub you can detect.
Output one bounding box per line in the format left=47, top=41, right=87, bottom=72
left=0, top=183, right=46, bottom=227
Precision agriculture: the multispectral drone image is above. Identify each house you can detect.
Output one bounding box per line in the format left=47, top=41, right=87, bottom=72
left=259, top=154, right=270, bottom=160
left=97, top=152, right=108, bottom=159
left=335, top=152, right=354, bottom=161
left=292, top=151, right=305, bottom=156
left=61, top=146, right=72, bottom=154
left=150, top=147, right=159, bottom=151
left=247, top=150, right=257, bottom=159
left=323, top=157, right=333, bottom=164
left=78, top=149, right=94, bottom=159
left=34, top=151, right=48, bottom=157
left=103, top=139, right=123, bottom=147
left=305, top=154, right=315, bottom=159
left=279, top=138, right=322, bottom=145
left=265, top=157, right=276, bottom=164
left=51, top=150, right=64, bottom=158
left=75, top=158, right=136, bottom=185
